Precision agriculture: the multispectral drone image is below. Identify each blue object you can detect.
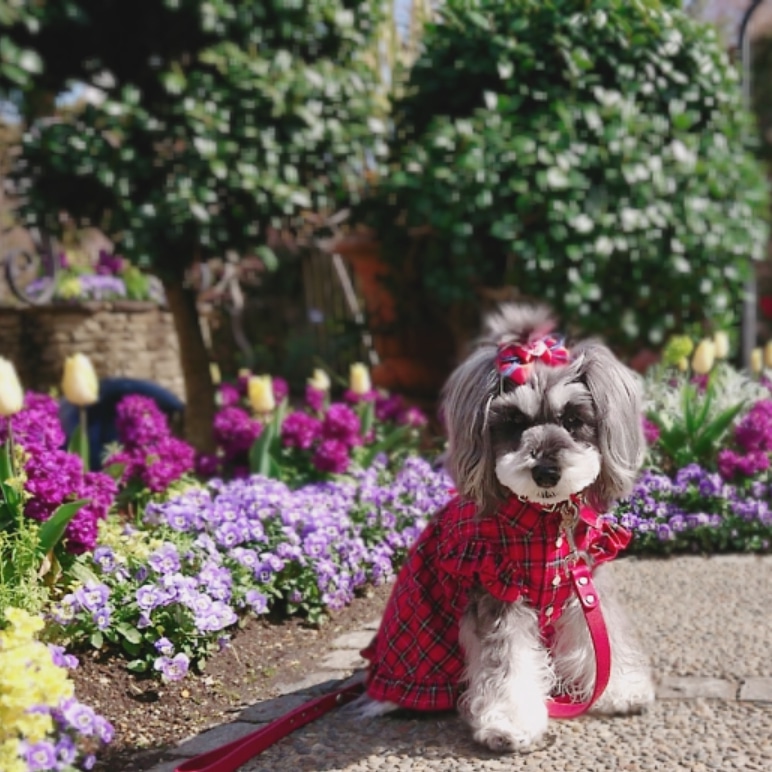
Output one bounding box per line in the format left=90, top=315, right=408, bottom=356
left=60, top=377, right=185, bottom=470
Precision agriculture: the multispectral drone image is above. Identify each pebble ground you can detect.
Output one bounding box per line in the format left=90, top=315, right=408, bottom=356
left=148, top=555, right=772, bottom=772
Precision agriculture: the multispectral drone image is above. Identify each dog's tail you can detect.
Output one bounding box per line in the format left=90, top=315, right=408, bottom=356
left=480, top=302, right=557, bottom=347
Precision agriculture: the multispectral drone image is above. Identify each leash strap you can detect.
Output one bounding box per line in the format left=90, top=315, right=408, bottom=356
left=547, top=561, right=611, bottom=718
left=175, top=562, right=610, bottom=771
left=174, top=683, right=365, bottom=772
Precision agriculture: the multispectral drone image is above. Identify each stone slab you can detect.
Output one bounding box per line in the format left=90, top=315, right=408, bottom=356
left=331, top=630, right=374, bottom=650
left=656, top=676, right=737, bottom=700
left=239, top=693, right=311, bottom=723
left=173, top=720, right=262, bottom=757
left=319, top=649, right=367, bottom=670
left=739, top=677, right=772, bottom=702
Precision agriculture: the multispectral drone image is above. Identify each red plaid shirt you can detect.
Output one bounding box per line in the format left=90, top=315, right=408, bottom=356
left=362, top=495, right=630, bottom=711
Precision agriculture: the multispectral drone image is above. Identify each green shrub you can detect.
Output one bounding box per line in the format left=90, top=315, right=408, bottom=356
left=365, top=0, right=769, bottom=349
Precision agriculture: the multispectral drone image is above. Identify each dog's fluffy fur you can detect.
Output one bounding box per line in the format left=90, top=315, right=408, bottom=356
left=354, top=303, right=654, bottom=751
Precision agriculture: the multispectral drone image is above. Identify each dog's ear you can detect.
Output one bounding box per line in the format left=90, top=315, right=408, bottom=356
left=440, top=346, right=506, bottom=513
left=571, top=341, right=644, bottom=511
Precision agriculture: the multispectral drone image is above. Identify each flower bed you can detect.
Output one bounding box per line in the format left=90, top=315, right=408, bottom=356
left=4, top=342, right=772, bottom=768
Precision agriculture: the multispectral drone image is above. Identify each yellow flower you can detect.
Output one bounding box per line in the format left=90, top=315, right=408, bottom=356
left=0, top=358, right=24, bottom=417
left=677, top=357, right=689, bottom=372
left=751, top=347, right=763, bottom=374
left=349, top=363, right=372, bottom=395
left=764, top=341, right=772, bottom=369
left=713, top=331, right=730, bottom=360
left=691, top=339, right=715, bottom=375
left=61, top=353, right=99, bottom=406
left=248, top=375, right=275, bottom=413
left=307, top=368, right=331, bottom=392
left=58, top=276, right=82, bottom=299
left=0, top=608, right=74, bottom=748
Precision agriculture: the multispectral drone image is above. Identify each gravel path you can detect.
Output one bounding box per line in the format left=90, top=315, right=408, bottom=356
left=149, top=555, right=772, bottom=772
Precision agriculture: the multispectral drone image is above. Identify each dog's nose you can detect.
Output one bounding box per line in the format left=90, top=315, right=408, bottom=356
left=532, top=462, right=561, bottom=488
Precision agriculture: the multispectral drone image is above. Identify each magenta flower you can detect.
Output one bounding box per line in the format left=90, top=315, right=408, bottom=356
left=312, top=438, right=350, bottom=474
left=642, top=417, right=660, bottom=445
left=107, top=396, right=195, bottom=495
left=305, top=385, right=326, bottom=412
left=321, top=403, right=361, bottom=448
left=272, top=376, right=289, bottom=403
left=281, top=412, right=322, bottom=450
left=218, top=383, right=241, bottom=408
left=213, top=406, right=262, bottom=460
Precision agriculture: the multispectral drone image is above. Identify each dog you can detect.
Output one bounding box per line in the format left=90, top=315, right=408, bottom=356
left=355, top=303, right=655, bottom=752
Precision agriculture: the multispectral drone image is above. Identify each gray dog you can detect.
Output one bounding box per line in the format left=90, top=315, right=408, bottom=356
left=356, top=304, right=654, bottom=752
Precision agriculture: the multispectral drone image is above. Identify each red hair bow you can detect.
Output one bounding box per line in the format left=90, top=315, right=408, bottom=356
left=495, top=335, right=570, bottom=386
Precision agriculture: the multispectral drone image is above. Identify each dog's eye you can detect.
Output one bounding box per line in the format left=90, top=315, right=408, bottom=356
left=561, top=413, right=583, bottom=431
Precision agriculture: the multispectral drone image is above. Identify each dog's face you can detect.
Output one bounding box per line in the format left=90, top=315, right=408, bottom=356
left=487, top=368, right=601, bottom=505
left=441, top=304, right=644, bottom=514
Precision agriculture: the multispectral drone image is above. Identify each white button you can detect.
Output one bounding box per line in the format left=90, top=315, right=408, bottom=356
left=552, top=575, right=561, bottom=586
left=545, top=605, right=554, bottom=616
left=555, top=537, right=563, bottom=548
left=585, top=594, right=596, bottom=605
left=578, top=576, right=589, bottom=586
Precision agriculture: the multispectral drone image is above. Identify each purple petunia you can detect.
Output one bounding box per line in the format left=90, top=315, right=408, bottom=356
left=154, top=653, right=190, bottom=681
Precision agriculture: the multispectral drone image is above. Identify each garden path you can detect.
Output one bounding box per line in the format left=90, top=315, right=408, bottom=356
left=148, top=555, right=772, bottom=771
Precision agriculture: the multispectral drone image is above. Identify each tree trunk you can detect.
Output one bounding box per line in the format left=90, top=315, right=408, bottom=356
left=163, top=278, right=216, bottom=452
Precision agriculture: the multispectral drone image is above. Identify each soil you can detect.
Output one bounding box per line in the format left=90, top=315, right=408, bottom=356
left=73, top=583, right=392, bottom=772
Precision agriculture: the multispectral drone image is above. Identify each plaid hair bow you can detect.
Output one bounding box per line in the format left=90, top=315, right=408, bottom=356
left=495, top=335, right=570, bottom=386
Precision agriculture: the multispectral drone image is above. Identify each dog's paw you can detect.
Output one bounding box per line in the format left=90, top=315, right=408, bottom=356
left=591, top=675, right=656, bottom=716
left=343, top=694, right=400, bottom=720
left=472, top=706, right=548, bottom=753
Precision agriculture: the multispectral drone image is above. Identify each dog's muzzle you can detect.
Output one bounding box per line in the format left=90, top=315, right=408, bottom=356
left=532, top=461, right=561, bottom=488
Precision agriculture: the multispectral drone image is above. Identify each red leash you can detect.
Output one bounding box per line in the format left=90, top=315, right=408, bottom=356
left=175, top=562, right=610, bottom=772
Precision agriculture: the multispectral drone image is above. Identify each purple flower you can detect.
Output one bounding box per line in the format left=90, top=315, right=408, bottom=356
left=154, top=637, right=175, bottom=656
left=61, top=697, right=97, bottom=735
left=305, top=385, right=326, bottom=412
left=48, top=644, right=79, bottom=670
left=245, top=590, right=269, bottom=614
left=272, top=377, right=289, bottom=403
left=321, top=403, right=361, bottom=448
left=313, top=439, right=351, bottom=474
left=281, top=411, right=322, bottom=450
left=218, top=382, right=241, bottom=408
left=148, top=543, right=181, bottom=574
left=75, top=583, right=111, bottom=613
left=23, top=740, right=58, bottom=771
left=213, top=406, right=262, bottom=460
left=92, top=546, right=117, bottom=573
left=154, top=653, right=190, bottom=681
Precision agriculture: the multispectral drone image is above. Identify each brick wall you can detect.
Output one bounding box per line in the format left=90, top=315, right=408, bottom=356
left=0, top=302, right=185, bottom=400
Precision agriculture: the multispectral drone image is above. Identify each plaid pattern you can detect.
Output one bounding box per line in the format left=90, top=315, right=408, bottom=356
left=362, top=495, right=631, bottom=711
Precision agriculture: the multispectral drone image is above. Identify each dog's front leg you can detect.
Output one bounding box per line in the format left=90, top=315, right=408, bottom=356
left=458, top=592, right=554, bottom=753
left=551, top=565, right=655, bottom=715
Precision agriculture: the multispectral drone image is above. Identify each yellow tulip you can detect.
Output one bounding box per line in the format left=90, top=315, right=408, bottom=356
left=0, top=358, right=24, bottom=417
left=690, top=339, right=715, bottom=375
left=751, top=347, right=764, bottom=374
left=764, top=341, right=772, bottom=369
left=248, top=375, right=275, bottom=413
left=61, top=353, right=99, bottom=406
left=308, top=368, right=331, bottom=392
left=713, top=331, right=729, bottom=360
left=677, top=357, right=688, bottom=372
left=349, top=363, right=372, bottom=395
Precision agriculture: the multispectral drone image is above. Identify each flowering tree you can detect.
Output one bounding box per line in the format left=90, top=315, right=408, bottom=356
left=364, top=0, right=769, bottom=351
left=0, top=0, right=387, bottom=449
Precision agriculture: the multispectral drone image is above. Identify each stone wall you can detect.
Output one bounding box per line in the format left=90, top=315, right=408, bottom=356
left=0, top=302, right=185, bottom=400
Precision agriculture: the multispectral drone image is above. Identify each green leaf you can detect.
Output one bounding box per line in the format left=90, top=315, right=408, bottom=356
left=67, top=422, right=90, bottom=471
left=126, top=659, right=148, bottom=673
left=90, top=630, right=104, bottom=649
left=37, top=498, right=90, bottom=555
left=0, top=441, right=19, bottom=509
left=249, top=421, right=276, bottom=477
left=359, top=425, right=413, bottom=468
left=359, top=401, right=375, bottom=438
left=117, top=623, right=142, bottom=645
left=102, top=462, right=126, bottom=481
